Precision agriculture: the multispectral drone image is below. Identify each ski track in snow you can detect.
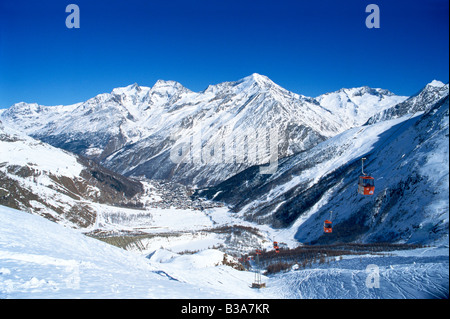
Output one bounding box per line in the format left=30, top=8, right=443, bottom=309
left=266, top=251, right=449, bottom=299
left=1, top=205, right=448, bottom=299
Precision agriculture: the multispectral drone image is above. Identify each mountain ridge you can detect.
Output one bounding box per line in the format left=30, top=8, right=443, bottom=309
left=195, top=82, right=449, bottom=245
left=0, top=74, right=411, bottom=187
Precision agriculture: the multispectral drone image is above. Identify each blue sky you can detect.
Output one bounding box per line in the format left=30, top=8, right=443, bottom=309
left=0, top=0, right=448, bottom=108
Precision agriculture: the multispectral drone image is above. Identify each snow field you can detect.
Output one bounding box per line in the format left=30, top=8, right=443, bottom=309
left=0, top=205, right=270, bottom=299
left=266, top=247, right=448, bottom=299
left=2, top=204, right=448, bottom=299
left=0, top=128, right=84, bottom=178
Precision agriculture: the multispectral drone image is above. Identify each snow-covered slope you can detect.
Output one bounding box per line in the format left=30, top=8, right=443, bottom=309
left=197, top=81, right=449, bottom=246
left=366, top=80, right=449, bottom=125
left=0, top=204, right=261, bottom=299
left=267, top=246, right=448, bottom=299
left=0, top=119, right=274, bottom=257
left=0, top=123, right=144, bottom=228
left=317, top=86, right=408, bottom=129
left=1, top=204, right=447, bottom=299
left=0, top=74, right=407, bottom=187
left=0, top=122, right=84, bottom=177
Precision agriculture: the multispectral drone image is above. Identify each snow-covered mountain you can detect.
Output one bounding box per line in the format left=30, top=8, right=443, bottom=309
left=366, top=80, right=449, bottom=125
left=196, top=80, right=449, bottom=246
left=1, top=77, right=447, bottom=245
left=0, top=120, right=272, bottom=257
left=0, top=123, right=145, bottom=228
left=0, top=74, right=407, bottom=187
left=0, top=77, right=448, bottom=300
left=317, top=86, right=408, bottom=129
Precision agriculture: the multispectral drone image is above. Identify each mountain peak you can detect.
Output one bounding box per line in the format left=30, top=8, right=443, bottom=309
left=426, top=80, right=446, bottom=88
left=111, top=83, right=144, bottom=95
left=241, top=73, right=273, bottom=86
left=152, top=79, right=185, bottom=89
left=334, top=86, right=395, bottom=97
left=130, top=82, right=141, bottom=90
left=6, top=102, right=43, bottom=116
left=365, top=79, right=449, bottom=126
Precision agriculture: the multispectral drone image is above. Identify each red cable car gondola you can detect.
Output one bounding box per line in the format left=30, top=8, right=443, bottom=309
left=323, top=211, right=333, bottom=233
left=323, top=220, right=332, bottom=233
left=273, top=241, right=280, bottom=253
left=358, top=176, right=375, bottom=195
left=358, top=158, right=375, bottom=195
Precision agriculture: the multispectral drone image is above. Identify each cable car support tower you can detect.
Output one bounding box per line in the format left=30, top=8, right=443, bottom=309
left=251, top=249, right=266, bottom=288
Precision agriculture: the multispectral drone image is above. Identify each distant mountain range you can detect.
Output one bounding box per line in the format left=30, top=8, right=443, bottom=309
left=0, top=75, right=448, bottom=246
left=0, top=73, right=408, bottom=187
left=0, top=73, right=448, bottom=302
left=195, top=79, right=449, bottom=245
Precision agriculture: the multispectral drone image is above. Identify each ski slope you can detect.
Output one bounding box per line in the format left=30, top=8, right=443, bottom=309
left=0, top=205, right=264, bottom=299
left=266, top=248, right=448, bottom=299
left=1, top=205, right=447, bottom=299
